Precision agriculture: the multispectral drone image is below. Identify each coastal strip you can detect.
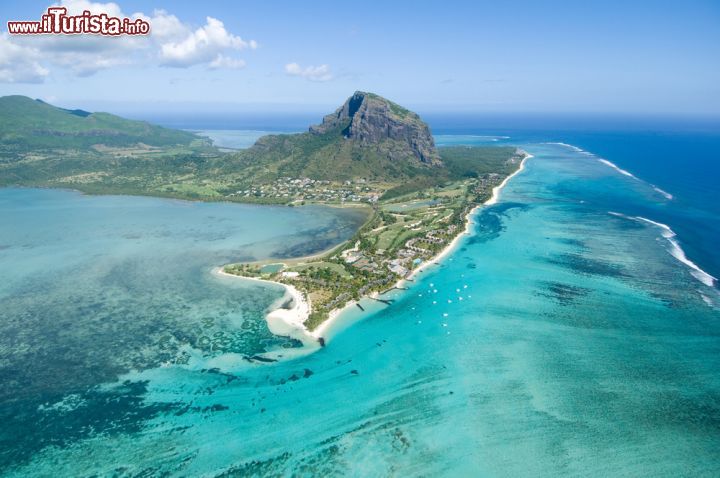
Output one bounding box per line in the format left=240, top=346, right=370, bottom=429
left=405, top=152, right=533, bottom=281
left=219, top=152, right=532, bottom=352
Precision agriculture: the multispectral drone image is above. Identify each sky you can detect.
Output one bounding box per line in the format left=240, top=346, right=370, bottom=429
left=0, top=0, right=719, bottom=116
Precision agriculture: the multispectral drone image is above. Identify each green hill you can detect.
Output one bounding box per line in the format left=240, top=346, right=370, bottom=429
left=0, top=95, right=199, bottom=155
left=0, top=95, right=216, bottom=196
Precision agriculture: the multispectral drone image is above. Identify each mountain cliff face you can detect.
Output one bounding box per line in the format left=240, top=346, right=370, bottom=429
left=309, top=91, right=441, bottom=166
left=227, top=92, right=446, bottom=183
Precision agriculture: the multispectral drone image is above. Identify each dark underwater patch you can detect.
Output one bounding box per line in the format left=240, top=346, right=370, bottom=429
left=537, top=280, right=591, bottom=305
left=467, top=202, right=530, bottom=245
left=556, top=238, right=587, bottom=249
left=271, top=223, right=350, bottom=258
left=228, top=253, right=256, bottom=263
left=467, top=212, right=504, bottom=244
left=0, top=380, right=179, bottom=472
left=609, top=215, right=647, bottom=231
left=214, top=452, right=293, bottom=478
left=273, top=240, right=329, bottom=258
left=490, top=201, right=530, bottom=216
left=544, top=252, right=626, bottom=278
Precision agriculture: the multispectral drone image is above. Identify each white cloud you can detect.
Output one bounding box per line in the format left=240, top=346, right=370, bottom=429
left=143, top=10, right=189, bottom=41
left=11, top=35, right=141, bottom=77
left=0, top=1, right=257, bottom=82
left=0, top=35, right=49, bottom=83
left=285, top=62, right=333, bottom=82
left=159, top=17, right=256, bottom=67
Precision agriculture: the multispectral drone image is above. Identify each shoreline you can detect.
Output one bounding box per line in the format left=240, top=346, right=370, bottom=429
left=218, top=151, right=532, bottom=354
left=213, top=268, right=323, bottom=348
left=405, top=151, right=532, bottom=281
left=247, top=243, right=347, bottom=268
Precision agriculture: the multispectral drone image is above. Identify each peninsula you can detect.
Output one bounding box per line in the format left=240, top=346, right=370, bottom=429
left=218, top=92, right=529, bottom=346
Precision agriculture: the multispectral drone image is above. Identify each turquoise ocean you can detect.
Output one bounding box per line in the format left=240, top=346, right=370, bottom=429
left=1, top=123, right=719, bottom=476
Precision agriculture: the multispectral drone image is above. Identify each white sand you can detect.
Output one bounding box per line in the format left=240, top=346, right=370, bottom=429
left=213, top=268, right=321, bottom=348
left=485, top=152, right=532, bottom=206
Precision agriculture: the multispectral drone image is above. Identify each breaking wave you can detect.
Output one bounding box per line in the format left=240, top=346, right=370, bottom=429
left=608, top=212, right=716, bottom=288
left=547, top=142, right=674, bottom=201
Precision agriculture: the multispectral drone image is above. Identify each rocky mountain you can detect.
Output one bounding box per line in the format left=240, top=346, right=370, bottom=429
left=231, top=92, right=443, bottom=182
left=309, top=91, right=441, bottom=166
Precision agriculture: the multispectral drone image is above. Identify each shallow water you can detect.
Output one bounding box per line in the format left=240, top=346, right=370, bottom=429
left=0, top=190, right=368, bottom=470
left=2, top=141, right=720, bottom=476
left=195, top=130, right=291, bottom=149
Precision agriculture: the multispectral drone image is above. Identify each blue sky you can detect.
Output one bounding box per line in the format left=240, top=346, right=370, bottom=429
left=1, top=0, right=719, bottom=115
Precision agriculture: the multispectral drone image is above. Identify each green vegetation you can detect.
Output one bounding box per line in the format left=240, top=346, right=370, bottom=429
left=379, top=146, right=518, bottom=199
left=1, top=92, right=526, bottom=333
left=0, top=95, right=520, bottom=210
left=292, top=262, right=352, bottom=278
left=0, top=95, right=221, bottom=198
left=0, top=96, right=201, bottom=156
left=364, top=92, right=412, bottom=118
left=223, top=146, right=526, bottom=331
left=224, top=129, right=432, bottom=183
left=441, top=146, right=520, bottom=177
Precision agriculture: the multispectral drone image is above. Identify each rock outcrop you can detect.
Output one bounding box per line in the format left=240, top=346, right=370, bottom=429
left=309, top=91, right=441, bottom=166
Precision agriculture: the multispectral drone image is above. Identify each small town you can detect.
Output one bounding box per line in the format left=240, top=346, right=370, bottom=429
left=227, top=177, right=382, bottom=203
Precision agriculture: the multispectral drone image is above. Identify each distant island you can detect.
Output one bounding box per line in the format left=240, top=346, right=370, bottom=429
left=0, top=91, right=528, bottom=349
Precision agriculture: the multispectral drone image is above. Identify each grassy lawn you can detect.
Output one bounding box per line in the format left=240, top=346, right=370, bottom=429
left=377, top=223, right=409, bottom=250
left=162, top=182, right=224, bottom=197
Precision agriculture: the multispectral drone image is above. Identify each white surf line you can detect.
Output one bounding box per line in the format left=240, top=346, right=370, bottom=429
left=543, top=142, right=584, bottom=152
left=597, top=159, right=673, bottom=200
left=700, top=293, right=715, bottom=308
left=597, top=158, right=636, bottom=178
left=608, top=212, right=717, bottom=288
left=651, top=186, right=674, bottom=201
left=547, top=142, right=674, bottom=200
left=599, top=158, right=674, bottom=199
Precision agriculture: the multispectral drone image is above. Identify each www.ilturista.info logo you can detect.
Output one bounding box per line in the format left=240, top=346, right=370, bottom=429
left=7, top=7, right=150, bottom=35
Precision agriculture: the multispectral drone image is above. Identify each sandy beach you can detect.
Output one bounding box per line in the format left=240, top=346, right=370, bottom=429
left=406, top=151, right=533, bottom=281
left=217, top=151, right=532, bottom=351
left=214, top=268, right=322, bottom=348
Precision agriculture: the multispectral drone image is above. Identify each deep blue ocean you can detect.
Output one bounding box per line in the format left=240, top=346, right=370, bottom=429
left=1, top=115, right=719, bottom=476
left=552, top=131, right=720, bottom=282
left=428, top=113, right=720, bottom=281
